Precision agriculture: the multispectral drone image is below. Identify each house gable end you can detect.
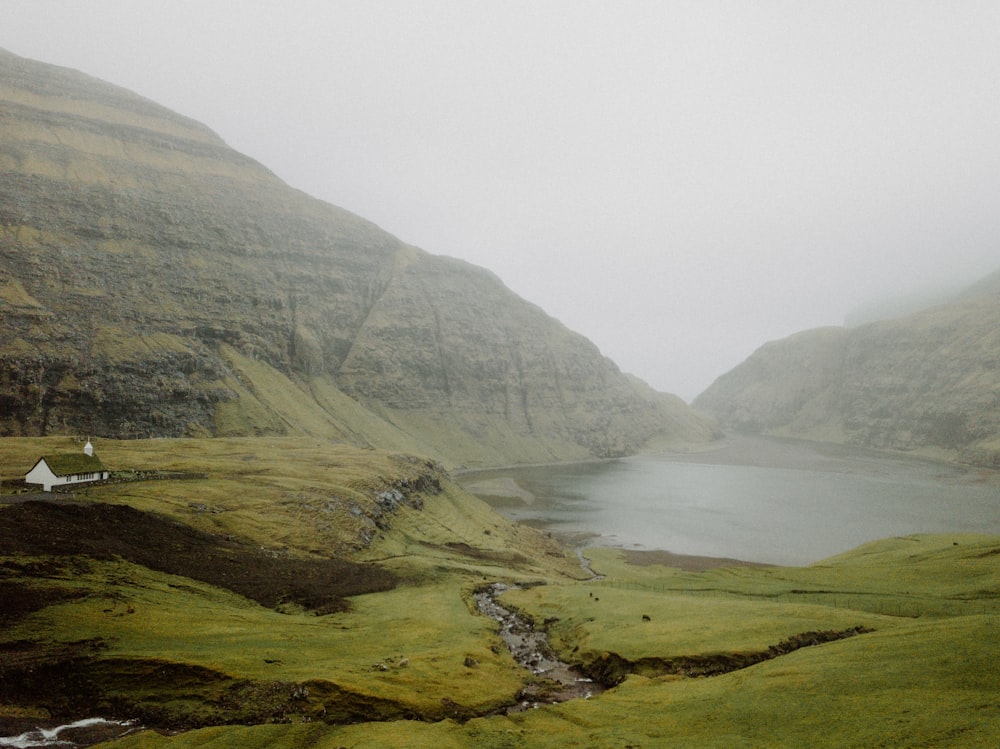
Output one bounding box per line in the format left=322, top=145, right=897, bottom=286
left=26, top=456, right=50, bottom=475
left=25, top=458, right=59, bottom=492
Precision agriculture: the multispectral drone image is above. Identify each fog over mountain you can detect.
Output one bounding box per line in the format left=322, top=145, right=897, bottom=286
left=696, top=270, right=1000, bottom=467
left=4, top=2, right=1000, bottom=400
left=0, top=47, right=716, bottom=467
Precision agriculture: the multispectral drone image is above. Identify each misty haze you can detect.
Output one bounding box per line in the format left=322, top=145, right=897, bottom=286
left=1, top=4, right=999, bottom=747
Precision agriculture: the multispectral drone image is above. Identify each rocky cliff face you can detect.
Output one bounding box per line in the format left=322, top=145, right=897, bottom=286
left=0, top=49, right=715, bottom=467
left=695, top=273, right=1000, bottom=467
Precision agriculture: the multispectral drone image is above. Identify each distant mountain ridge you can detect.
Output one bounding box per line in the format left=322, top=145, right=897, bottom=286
left=695, top=272, right=1000, bottom=467
left=0, top=48, right=716, bottom=468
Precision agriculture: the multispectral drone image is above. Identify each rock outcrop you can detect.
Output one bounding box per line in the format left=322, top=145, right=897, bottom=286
left=695, top=271, right=1000, bottom=467
left=0, top=48, right=715, bottom=467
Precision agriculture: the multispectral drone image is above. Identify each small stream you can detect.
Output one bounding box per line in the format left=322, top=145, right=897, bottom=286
left=575, top=547, right=604, bottom=580
left=0, top=718, right=139, bottom=749
left=475, top=582, right=604, bottom=711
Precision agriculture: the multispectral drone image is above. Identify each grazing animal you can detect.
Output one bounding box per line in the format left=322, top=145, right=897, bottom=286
left=642, top=614, right=651, bottom=622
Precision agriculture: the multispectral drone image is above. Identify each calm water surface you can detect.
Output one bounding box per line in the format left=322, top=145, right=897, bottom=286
left=461, top=438, right=1000, bottom=565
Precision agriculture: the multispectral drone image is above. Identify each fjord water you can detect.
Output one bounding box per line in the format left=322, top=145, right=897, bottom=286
left=463, top=438, right=1000, bottom=566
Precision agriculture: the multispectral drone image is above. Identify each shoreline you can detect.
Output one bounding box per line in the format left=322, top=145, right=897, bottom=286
left=619, top=548, right=771, bottom=572
left=459, top=433, right=1000, bottom=569
left=456, top=433, right=1000, bottom=484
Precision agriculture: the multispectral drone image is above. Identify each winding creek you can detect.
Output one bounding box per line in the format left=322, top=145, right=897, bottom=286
left=474, top=583, right=604, bottom=710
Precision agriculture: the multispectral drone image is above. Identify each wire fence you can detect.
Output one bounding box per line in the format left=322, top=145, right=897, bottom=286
left=591, top=578, right=998, bottom=618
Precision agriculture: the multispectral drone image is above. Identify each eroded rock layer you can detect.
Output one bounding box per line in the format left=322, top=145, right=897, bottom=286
left=0, top=49, right=715, bottom=467
left=695, top=272, right=1000, bottom=467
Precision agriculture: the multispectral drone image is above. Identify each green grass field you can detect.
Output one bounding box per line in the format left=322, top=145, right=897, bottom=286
left=1, top=437, right=998, bottom=747
left=98, top=537, right=1000, bottom=748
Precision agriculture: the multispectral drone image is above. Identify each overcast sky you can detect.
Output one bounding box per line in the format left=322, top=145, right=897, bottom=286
left=4, top=2, right=1000, bottom=400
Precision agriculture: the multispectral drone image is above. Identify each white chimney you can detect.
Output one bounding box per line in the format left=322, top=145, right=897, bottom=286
left=84, top=439, right=93, bottom=456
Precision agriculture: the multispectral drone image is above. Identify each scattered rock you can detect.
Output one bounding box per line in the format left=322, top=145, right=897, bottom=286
left=474, top=583, right=606, bottom=711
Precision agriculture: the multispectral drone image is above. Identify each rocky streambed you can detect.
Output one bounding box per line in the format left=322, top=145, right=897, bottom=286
left=0, top=718, right=139, bottom=748
left=474, top=583, right=604, bottom=711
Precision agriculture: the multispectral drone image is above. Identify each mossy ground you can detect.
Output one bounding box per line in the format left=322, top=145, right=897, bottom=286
left=1, top=438, right=998, bottom=747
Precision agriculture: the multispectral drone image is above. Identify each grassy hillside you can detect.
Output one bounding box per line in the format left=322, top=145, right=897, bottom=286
left=0, top=437, right=579, bottom=569
left=695, top=272, right=1000, bottom=468
left=59, top=532, right=999, bottom=748
left=0, top=437, right=584, bottom=732
left=0, top=48, right=717, bottom=469
left=2, top=439, right=997, bottom=746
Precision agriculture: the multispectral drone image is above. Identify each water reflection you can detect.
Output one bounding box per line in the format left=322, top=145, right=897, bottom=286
left=461, top=438, right=1000, bottom=565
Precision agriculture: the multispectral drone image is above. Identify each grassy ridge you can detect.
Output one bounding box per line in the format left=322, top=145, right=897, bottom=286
left=2, top=563, right=526, bottom=720
left=4, top=436, right=455, bottom=556
left=0, top=437, right=578, bottom=729
left=0, top=501, right=394, bottom=613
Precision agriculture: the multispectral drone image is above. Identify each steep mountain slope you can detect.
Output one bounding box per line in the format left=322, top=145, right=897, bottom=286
left=695, top=272, right=1000, bottom=467
left=0, top=49, right=715, bottom=468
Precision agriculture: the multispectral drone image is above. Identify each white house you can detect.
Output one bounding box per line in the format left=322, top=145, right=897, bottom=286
left=25, top=440, right=110, bottom=492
